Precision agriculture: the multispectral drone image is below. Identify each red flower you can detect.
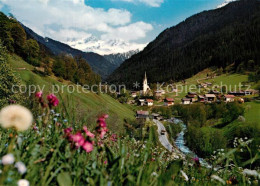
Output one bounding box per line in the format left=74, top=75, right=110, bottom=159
left=35, top=91, right=43, bottom=98
left=47, top=94, right=59, bottom=107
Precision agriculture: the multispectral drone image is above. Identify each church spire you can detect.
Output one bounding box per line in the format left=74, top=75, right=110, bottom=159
left=144, top=71, right=147, bottom=81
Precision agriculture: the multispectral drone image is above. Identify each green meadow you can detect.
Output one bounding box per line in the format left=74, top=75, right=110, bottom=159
left=8, top=54, right=135, bottom=131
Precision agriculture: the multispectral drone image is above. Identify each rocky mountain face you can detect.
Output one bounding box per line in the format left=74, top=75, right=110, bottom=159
left=107, top=0, right=260, bottom=86
left=104, top=50, right=140, bottom=67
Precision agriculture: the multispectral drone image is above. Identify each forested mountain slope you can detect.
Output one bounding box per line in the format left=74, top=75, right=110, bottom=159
left=108, top=0, right=260, bottom=86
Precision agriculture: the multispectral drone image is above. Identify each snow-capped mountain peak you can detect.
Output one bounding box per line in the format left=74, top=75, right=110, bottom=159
left=67, top=36, right=146, bottom=55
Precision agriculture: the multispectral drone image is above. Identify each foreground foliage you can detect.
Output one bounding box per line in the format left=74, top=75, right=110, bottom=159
left=0, top=101, right=259, bottom=185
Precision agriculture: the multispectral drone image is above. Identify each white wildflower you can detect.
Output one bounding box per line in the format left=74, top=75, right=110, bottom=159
left=211, top=175, right=225, bottom=184
left=1, top=154, right=15, bottom=165
left=243, top=169, right=260, bottom=178
left=15, top=161, right=27, bottom=174
left=17, top=179, right=30, bottom=186
left=0, top=105, right=33, bottom=131
left=180, top=170, right=189, bottom=181
left=151, top=172, right=158, bottom=177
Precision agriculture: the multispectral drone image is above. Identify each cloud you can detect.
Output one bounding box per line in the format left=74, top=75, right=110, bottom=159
left=101, top=21, right=153, bottom=41
left=114, top=0, right=164, bottom=7
left=1, top=0, right=153, bottom=54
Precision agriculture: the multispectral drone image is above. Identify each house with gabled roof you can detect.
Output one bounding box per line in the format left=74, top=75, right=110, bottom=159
left=146, top=99, right=154, bottom=106
left=182, top=98, right=192, bottom=105
left=164, top=98, right=174, bottom=106
left=204, top=94, right=216, bottom=102
left=136, top=110, right=149, bottom=119
left=224, top=95, right=235, bottom=102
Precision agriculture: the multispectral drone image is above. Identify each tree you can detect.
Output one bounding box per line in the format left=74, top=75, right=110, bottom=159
left=25, top=39, right=40, bottom=58
left=10, top=23, right=27, bottom=55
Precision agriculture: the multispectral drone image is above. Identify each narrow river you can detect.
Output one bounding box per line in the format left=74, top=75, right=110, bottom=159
left=173, top=118, right=211, bottom=168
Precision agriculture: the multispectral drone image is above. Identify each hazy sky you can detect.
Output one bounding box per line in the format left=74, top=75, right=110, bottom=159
left=0, top=0, right=233, bottom=54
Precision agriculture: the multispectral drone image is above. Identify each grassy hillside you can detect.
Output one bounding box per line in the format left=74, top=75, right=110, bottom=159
left=164, top=69, right=251, bottom=104
left=8, top=54, right=135, bottom=132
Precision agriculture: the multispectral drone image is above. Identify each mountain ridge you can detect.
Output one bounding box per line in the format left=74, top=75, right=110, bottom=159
left=22, top=24, right=118, bottom=79
left=107, top=0, right=260, bottom=86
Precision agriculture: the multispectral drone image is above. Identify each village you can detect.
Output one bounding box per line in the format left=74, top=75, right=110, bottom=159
left=126, top=72, right=259, bottom=120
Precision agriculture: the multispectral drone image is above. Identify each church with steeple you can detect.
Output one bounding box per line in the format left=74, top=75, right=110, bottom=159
left=142, top=72, right=150, bottom=95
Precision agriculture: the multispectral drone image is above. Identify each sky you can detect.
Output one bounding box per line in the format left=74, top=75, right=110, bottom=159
left=0, top=0, right=234, bottom=55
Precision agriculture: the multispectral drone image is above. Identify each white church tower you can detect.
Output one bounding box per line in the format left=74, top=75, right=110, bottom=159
left=143, top=72, right=150, bottom=94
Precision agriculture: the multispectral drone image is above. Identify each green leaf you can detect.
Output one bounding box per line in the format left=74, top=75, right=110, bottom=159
left=57, top=172, right=72, bottom=186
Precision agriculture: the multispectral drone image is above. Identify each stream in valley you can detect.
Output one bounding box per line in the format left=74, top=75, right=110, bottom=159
left=173, top=118, right=211, bottom=168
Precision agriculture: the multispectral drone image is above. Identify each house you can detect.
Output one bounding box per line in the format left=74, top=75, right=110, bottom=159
left=200, top=83, right=208, bottom=88
left=131, top=92, right=137, bottom=98
left=138, top=99, right=145, bottom=106
left=204, top=94, right=216, bottom=102
left=206, top=82, right=212, bottom=86
left=244, top=89, right=259, bottom=95
left=186, top=94, right=197, bottom=102
left=151, top=113, right=160, bottom=120
left=188, top=92, right=197, bottom=96
left=228, top=91, right=245, bottom=96
left=164, top=98, right=174, bottom=106
left=209, top=90, right=221, bottom=96
left=146, top=99, right=154, bottom=106
left=182, top=98, right=192, bottom=105
left=224, top=95, right=235, bottom=102
left=198, top=95, right=205, bottom=102
left=136, top=110, right=149, bottom=119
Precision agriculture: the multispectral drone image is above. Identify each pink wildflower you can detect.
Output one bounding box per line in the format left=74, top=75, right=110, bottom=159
left=104, top=160, right=107, bottom=164
left=47, top=94, right=59, bottom=107
left=35, top=91, right=43, bottom=98
left=71, top=132, right=85, bottom=147
left=100, top=128, right=108, bottom=139
left=82, top=141, right=94, bottom=152
left=33, top=125, right=38, bottom=131
left=83, top=126, right=95, bottom=138
left=96, top=114, right=109, bottom=139
left=192, top=157, right=199, bottom=163
left=64, top=127, right=72, bottom=135
left=110, top=134, right=117, bottom=142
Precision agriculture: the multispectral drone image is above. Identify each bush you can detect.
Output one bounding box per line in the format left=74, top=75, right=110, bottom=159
left=186, top=126, right=227, bottom=157
left=0, top=42, right=24, bottom=107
